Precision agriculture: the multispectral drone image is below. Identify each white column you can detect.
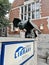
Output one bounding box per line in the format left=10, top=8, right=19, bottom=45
left=19, top=7, right=21, bottom=19
left=47, top=17, right=49, bottom=29
left=35, top=2, right=36, bottom=19
left=10, top=23, right=13, bottom=31
left=27, top=4, right=28, bottom=20
left=31, top=3, right=32, bottom=20
left=23, top=6, right=25, bottom=21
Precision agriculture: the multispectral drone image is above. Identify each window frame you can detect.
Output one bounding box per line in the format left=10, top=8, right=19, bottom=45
left=20, top=1, right=40, bottom=21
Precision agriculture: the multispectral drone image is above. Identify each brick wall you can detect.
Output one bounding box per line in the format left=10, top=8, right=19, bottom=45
left=9, top=8, right=20, bottom=22
left=12, top=0, right=24, bottom=8
left=9, top=0, right=49, bottom=34
left=32, top=18, right=49, bottom=34
left=41, top=0, right=49, bottom=17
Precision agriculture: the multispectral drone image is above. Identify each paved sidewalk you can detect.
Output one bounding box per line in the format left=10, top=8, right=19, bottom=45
left=37, top=57, right=48, bottom=65
left=37, top=34, right=49, bottom=65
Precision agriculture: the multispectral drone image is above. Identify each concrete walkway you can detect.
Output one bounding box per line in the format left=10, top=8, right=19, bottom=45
left=37, top=34, right=49, bottom=65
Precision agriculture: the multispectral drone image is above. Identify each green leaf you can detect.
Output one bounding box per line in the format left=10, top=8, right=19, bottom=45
left=0, top=0, right=11, bottom=28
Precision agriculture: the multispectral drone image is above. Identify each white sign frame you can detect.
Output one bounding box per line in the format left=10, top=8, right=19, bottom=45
left=1, top=40, right=34, bottom=65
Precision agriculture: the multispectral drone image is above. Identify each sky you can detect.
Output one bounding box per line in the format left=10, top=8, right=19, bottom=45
left=9, top=0, right=14, bottom=3
left=5, top=0, right=14, bottom=18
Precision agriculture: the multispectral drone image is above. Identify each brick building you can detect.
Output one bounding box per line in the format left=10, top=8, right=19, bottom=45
left=9, top=0, right=49, bottom=34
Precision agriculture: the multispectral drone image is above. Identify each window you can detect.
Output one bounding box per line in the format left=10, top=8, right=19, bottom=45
left=24, top=15, right=27, bottom=20
left=28, top=4, right=31, bottom=12
left=24, top=6, right=27, bottom=20
left=25, top=0, right=29, bottom=1
left=24, top=13, right=27, bottom=20
left=20, top=1, right=40, bottom=20
left=21, top=7, right=23, bottom=14
left=36, top=2, right=40, bottom=10
left=28, top=13, right=30, bottom=19
left=36, top=10, right=40, bottom=18
left=36, top=0, right=40, bottom=19
left=21, top=7, right=23, bottom=20
left=25, top=6, right=27, bottom=13
left=21, top=14, right=23, bottom=20
left=32, top=3, right=35, bottom=10
left=36, top=0, right=39, bottom=3
left=32, top=11, right=35, bottom=19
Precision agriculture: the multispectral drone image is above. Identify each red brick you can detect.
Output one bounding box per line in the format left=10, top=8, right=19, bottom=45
left=9, top=0, right=49, bottom=34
